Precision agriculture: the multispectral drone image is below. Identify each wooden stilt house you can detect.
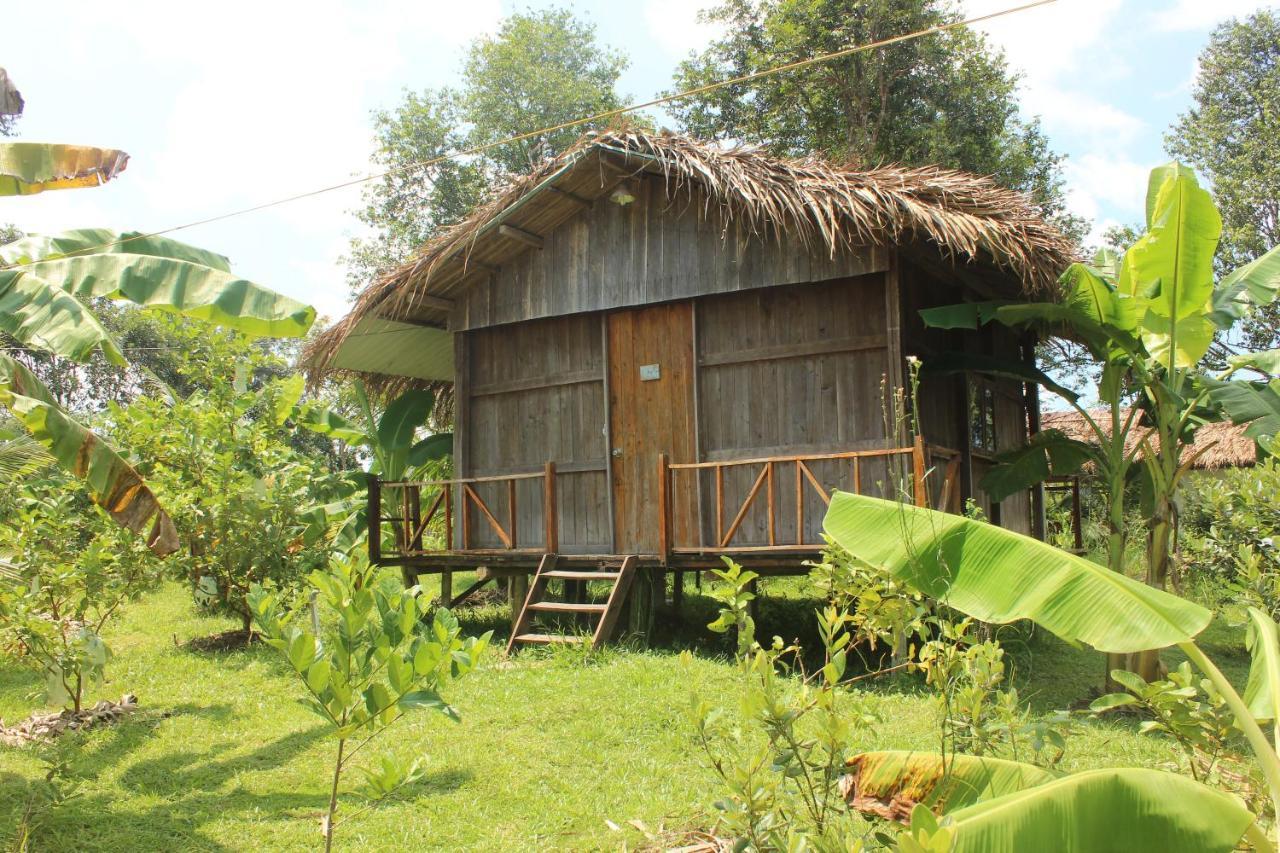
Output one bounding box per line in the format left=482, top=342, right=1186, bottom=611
left=304, top=130, right=1074, bottom=646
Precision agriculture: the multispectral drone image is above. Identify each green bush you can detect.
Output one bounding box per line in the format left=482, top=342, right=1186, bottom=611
left=113, top=362, right=340, bottom=635
left=0, top=476, right=162, bottom=711
left=1179, top=460, right=1280, bottom=612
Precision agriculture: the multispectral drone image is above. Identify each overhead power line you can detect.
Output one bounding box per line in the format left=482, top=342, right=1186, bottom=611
left=5, top=0, right=1056, bottom=267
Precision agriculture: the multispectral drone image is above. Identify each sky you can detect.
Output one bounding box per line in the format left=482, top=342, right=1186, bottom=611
left=0, top=0, right=1273, bottom=326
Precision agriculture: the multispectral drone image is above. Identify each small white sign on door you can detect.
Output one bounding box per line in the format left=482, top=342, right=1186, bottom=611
left=639, top=363, right=661, bottom=381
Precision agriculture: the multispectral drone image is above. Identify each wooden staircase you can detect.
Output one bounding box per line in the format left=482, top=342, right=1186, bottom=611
left=506, top=555, right=639, bottom=654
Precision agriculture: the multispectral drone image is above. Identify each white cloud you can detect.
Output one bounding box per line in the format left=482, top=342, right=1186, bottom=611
left=966, top=0, right=1125, bottom=83
left=1151, top=0, right=1270, bottom=31
left=0, top=0, right=502, bottom=311
left=1063, top=152, right=1153, bottom=225
left=643, top=0, right=725, bottom=58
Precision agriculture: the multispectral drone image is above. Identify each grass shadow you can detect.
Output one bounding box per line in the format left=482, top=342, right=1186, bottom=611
left=117, top=723, right=327, bottom=796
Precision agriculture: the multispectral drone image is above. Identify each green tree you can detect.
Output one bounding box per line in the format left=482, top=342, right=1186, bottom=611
left=667, top=0, right=1081, bottom=240
left=113, top=361, right=339, bottom=636
left=1167, top=9, right=1280, bottom=351
left=347, top=8, right=628, bottom=290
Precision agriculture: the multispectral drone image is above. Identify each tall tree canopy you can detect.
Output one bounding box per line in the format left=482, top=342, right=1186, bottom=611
left=667, top=0, right=1078, bottom=238
left=1167, top=9, right=1280, bottom=351
left=347, top=8, right=628, bottom=291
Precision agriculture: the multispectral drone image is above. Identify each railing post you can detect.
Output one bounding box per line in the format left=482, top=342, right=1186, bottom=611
left=367, top=473, right=382, bottom=565
left=765, top=461, right=776, bottom=546
left=543, top=461, right=558, bottom=554
left=912, top=435, right=928, bottom=507
left=714, top=464, right=724, bottom=547
left=795, top=460, right=804, bottom=545
left=444, top=484, right=453, bottom=551
left=508, top=478, right=518, bottom=550
left=409, top=485, right=422, bottom=552
left=1071, top=475, right=1083, bottom=552
left=658, top=453, right=671, bottom=562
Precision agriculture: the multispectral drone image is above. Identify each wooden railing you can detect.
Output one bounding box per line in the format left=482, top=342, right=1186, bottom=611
left=369, top=439, right=965, bottom=564
left=659, top=437, right=962, bottom=558
left=369, top=462, right=559, bottom=564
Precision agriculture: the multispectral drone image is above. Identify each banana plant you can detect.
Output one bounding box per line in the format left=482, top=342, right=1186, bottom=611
left=825, top=492, right=1280, bottom=850
left=0, top=142, right=129, bottom=196
left=845, top=751, right=1260, bottom=852
left=922, top=163, right=1280, bottom=680
left=0, top=229, right=315, bottom=554
left=0, top=68, right=129, bottom=196
left=298, top=382, right=452, bottom=552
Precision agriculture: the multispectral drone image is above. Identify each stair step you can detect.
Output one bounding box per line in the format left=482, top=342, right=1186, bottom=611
left=529, top=601, right=608, bottom=614
left=513, top=633, right=586, bottom=645
left=543, top=570, right=620, bottom=580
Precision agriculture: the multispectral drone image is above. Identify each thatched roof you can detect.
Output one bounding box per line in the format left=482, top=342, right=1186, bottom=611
left=304, top=129, right=1076, bottom=392
left=1040, top=409, right=1259, bottom=471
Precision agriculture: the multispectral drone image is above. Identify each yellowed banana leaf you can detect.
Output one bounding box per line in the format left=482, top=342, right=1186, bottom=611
left=0, top=142, right=129, bottom=196
left=0, top=353, right=178, bottom=555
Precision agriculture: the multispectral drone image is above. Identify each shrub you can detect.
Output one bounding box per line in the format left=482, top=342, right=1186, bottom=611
left=0, top=476, right=161, bottom=711
left=249, top=555, right=490, bottom=851
left=113, top=368, right=338, bottom=635
left=1179, top=460, right=1280, bottom=610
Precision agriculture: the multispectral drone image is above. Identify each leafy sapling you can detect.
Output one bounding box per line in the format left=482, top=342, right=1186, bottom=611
left=248, top=556, right=490, bottom=852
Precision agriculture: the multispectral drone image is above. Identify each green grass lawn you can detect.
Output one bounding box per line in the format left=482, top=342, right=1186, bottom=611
left=0, top=574, right=1250, bottom=851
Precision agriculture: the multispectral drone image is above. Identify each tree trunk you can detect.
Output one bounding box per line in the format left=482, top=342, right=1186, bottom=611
left=1132, top=497, right=1177, bottom=682
left=1104, top=492, right=1129, bottom=691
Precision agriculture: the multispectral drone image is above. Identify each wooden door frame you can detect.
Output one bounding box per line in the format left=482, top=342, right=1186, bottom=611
left=603, top=300, right=699, bottom=554
left=601, top=312, right=616, bottom=553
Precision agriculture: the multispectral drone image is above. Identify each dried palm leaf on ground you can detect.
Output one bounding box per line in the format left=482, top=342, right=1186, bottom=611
left=0, top=694, right=138, bottom=746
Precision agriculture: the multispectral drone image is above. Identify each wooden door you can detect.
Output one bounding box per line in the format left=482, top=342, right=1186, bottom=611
left=607, top=302, right=697, bottom=553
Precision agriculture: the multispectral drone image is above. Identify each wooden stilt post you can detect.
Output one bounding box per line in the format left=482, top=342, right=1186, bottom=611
left=627, top=568, right=656, bottom=646
left=510, top=571, right=529, bottom=637
left=673, top=570, right=685, bottom=614
left=440, top=571, right=453, bottom=608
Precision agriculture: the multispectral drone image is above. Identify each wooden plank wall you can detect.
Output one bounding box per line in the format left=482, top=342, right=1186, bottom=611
left=898, top=257, right=1034, bottom=535
left=690, top=276, right=898, bottom=547
left=461, top=314, right=611, bottom=553
left=452, top=174, right=889, bottom=331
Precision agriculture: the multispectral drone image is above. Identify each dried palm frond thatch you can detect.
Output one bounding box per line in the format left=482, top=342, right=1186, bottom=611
left=306, top=129, right=1076, bottom=393
left=1041, top=409, right=1259, bottom=471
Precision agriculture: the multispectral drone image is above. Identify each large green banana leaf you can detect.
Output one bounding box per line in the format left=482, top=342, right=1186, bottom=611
left=1204, top=375, right=1280, bottom=452
left=0, top=228, right=232, bottom=270
left=842, top=751, right=1056, bottom=821
left=297, top=405, right=368, bottom=445
left=918, top=352, right=1080, bottom=403
left=821, top=493, right=1211, bottom=653
left=18, top=254, right=314, bottom=339
left=0, top=269, right=125, bottom=363
left=0, top=354, right=178, bottom=555
left=376, top=389, right=436, bottom=452
left=977, top=429, right=1095, bottom=502
left=1245, top=606, right=1280, bottom=724
left=943, top=767, right=1256, bottom=853
left=0, top=142, right=129, bottom=196
left=1119, top=164, right=1221, bottom=368
left=1210, top=244, right=1280, bottom=330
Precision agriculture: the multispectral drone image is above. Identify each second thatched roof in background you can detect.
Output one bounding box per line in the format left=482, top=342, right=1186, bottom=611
left=1041, top=409, right=1259, bottom=471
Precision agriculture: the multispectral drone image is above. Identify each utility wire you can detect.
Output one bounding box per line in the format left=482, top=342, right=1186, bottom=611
left=4, top=0, right=1056, bottom=268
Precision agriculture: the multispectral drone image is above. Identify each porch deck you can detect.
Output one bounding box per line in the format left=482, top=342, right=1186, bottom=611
left=368, top=438, right=963, bottom=579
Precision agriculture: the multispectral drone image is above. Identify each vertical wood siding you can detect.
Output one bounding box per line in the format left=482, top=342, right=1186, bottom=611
left=461, top=314, right=610, bottom=553
left=452, top=175, right=888, bottom=331
left=690, top=276, right=897, bottom=547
